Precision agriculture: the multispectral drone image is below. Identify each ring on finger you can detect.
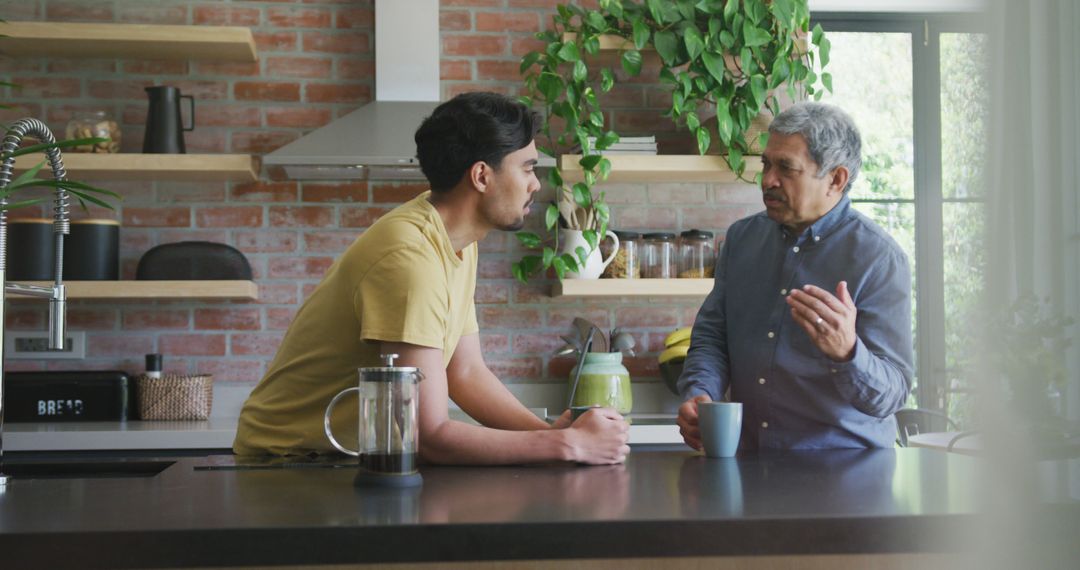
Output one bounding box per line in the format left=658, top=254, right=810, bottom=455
left=814, top=316, right=825, bottom=328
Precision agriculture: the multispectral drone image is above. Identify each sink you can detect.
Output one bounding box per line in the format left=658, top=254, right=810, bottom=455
left=1, top=460, right=175, bottom=480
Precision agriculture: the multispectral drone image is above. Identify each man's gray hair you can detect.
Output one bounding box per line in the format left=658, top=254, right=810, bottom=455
left=768, top=102, right=861, bottom=193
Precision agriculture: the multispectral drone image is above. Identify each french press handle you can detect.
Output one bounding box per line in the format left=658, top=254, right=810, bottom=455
left=323, top=354, right=417, bottom=456
left=324, top=387, right=361, bottom=456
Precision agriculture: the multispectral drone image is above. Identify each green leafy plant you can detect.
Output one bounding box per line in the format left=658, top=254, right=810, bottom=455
left=1, top=137, right=122, bottom=212
left=512, top=0, right=831, bottom=282
left=982, top=294, right=1074, bottom=421
left=1, top=18, right=120, bottom=212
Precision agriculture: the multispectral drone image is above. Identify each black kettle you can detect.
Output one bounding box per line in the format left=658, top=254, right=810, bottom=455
left=142, top=86, right=194, bottom=154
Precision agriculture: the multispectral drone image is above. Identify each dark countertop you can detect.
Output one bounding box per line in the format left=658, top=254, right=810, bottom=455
left=0, top=448, right=1075, bottom=569
left=2, top=413, right=683, bottom=451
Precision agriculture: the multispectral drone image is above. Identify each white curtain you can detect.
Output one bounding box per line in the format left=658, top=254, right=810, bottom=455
left=980, top=1, right=1079, bottom=567
left=985, top=0, right=1079, bottom=418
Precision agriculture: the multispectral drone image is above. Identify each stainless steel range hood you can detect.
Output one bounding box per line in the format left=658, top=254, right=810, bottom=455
left=263, top=0, right=439, bottom=180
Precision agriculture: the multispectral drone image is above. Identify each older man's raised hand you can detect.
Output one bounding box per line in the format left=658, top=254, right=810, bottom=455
left=785, top=281, right=858, bottom=362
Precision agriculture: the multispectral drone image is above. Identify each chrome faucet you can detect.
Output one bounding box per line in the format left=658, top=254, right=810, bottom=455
left=0, top=118, right=70, bottom=486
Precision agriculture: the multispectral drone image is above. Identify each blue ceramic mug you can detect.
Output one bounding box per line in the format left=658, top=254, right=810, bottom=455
left=698, top=402, right=743, bottom=458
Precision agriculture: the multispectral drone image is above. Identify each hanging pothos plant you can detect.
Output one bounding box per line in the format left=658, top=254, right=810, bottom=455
left=512, top=0, right=831, bottom=283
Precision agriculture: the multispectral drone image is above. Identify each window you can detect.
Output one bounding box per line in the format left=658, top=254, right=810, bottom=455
left=813, top=14, right=988, bottom=424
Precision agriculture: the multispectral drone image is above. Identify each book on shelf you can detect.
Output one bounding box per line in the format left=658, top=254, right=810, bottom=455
left=584, top=149, right=659, bottom=155
left=587, top=135, right=656, bottom=144
left=579, top=135, right=658, bottom=156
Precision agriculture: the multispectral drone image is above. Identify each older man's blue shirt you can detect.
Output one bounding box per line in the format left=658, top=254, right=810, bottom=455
left=678, top=196, right=914, bottom=449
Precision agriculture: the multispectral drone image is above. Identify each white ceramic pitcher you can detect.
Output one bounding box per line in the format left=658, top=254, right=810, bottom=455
left=559, top=228, right=619, bottom=279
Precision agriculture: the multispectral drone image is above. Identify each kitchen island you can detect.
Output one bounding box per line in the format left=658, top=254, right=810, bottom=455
left=2, top=414, right=684, bottom=452
left=1, top=449, right=1076, bottom=569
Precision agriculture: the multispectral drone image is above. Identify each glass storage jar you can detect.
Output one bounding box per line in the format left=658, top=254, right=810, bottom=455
left=65, top=109, right=121, bottom=153
left=569, top=351, right=632, bottom=415
left=678, top=229, right=716, bottom=278
left=642, top=232, right=676, bottom=278
left=601, top=230, right=641, bottom=279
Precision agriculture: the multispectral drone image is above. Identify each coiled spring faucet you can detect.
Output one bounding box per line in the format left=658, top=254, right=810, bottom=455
left=0, top=118, right=71, bottom=486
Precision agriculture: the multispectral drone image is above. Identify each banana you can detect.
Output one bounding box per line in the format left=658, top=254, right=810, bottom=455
left=658, top=343, right=690, bottom=365
left=664, top=327, right=692, bottom=348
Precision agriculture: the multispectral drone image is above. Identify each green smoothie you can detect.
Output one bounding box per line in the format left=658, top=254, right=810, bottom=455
left=569, top=352, right=632, bottom=415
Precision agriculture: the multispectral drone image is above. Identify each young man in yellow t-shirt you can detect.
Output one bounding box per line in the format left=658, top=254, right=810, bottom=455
left=234, top=92, right=630, bottom=465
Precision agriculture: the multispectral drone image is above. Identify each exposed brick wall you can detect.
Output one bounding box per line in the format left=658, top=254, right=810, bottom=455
left=2, top=1, right=762, bottom=397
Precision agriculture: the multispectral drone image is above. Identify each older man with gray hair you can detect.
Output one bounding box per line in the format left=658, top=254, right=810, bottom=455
left=677, top=102, right=914, bottom=450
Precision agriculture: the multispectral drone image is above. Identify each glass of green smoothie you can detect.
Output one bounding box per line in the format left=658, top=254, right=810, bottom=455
left=568, top=351, right=632, bottom=415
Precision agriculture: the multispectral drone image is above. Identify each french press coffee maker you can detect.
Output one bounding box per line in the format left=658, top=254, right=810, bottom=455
left=325, top=354, right=424, bottom=487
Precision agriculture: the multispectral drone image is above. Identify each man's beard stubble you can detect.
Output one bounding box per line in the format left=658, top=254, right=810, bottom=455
left=498, top=217, right=526, bottom=232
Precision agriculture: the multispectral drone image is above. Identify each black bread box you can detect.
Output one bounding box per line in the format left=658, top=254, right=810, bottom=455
left=3, top=371, right=131, bottom=422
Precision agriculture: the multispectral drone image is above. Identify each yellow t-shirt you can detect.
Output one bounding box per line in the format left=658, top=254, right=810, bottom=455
left=233, top=192, right=479, bottom=455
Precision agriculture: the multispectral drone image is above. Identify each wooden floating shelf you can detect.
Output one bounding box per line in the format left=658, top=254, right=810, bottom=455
left=564, top=33, right=808, bottom=55
left=7, top=281, right=259, bottom=301
left=560, top=154, right=762, bottom=183
left=552, top=278, right=713, bottom=298
left=0, top=22, right=257, bottom=62
left=13, top=154, right=259, bottom=182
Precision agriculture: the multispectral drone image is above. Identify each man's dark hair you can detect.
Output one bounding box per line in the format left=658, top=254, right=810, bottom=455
left=415, top=92, right=540, bottom=193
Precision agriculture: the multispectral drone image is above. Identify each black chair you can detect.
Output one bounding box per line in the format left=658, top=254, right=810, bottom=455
left=894, top=408, right=960, bottom=447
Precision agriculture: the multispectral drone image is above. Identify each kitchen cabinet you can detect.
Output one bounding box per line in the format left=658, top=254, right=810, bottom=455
left=5, top=280, right=258, bottom=301
left=12, top=154, right=259, bottom=182
left=0, top=22, right=257, bottom=62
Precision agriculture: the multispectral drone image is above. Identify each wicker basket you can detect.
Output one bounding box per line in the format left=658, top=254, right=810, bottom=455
left=136, top=374, right=213, bottom=420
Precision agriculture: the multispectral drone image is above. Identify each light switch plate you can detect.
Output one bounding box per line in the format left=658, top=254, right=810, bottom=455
left=4, top=331, right=85, bottom=359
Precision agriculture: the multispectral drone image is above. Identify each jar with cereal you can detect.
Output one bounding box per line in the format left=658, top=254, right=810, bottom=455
left=642, top=232, right=677, bottom=279
left=65, top=110, right=121, bottom=153
left=601, top=230, right=641, bottom=279
left=678, top=229, right=715, bottom=278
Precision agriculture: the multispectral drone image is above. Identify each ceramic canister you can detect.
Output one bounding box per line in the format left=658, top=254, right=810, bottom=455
left=65, top=219, right=120, bottom=280
left=569, top=351, right=632, bottom=415
left=7, top=218, right=56, bottom=280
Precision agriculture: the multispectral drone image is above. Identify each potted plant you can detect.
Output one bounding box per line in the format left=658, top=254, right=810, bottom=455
left=983, top=294, right=1074, bottom=424
left=1, top=136, right=120, bottom=213
left=512, top=0, right=832, bottom=283
left=1, top=20, right=119, bottom=212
